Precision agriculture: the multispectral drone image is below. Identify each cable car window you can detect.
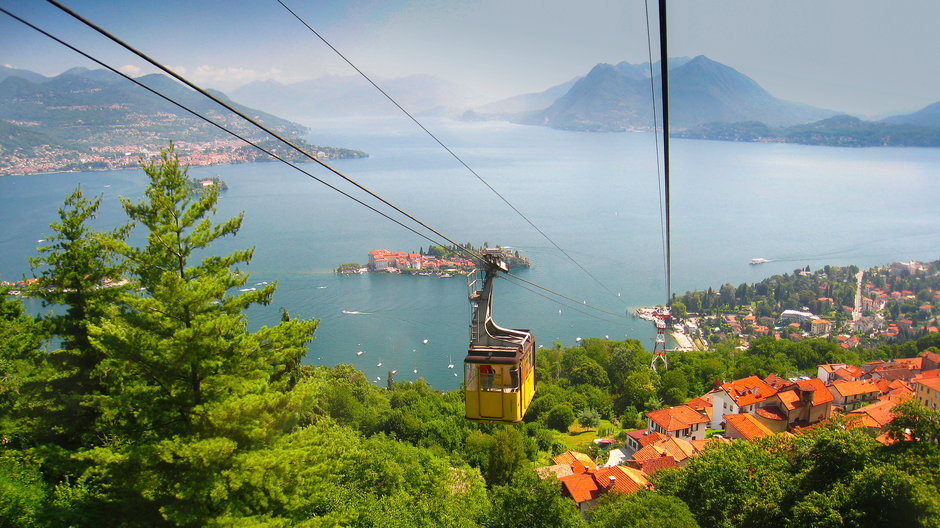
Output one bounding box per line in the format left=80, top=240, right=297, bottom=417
left=480, top=364, right=496, bottom=391
left=465, top=364, right=477, bottom=391
left=509, top=367, right=520, bottom=391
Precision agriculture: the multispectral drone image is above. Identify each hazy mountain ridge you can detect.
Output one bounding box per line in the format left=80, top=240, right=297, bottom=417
left=881, top=101, right=940, bottom=129
left=677, top=114, right=940, bottom=147
left=0, top=67, right=370, bottom=174
left=514, top=55, right=839, bottom=131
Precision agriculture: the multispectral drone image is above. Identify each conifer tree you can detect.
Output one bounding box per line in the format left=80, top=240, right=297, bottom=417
left=83, top=147, right=318, bottom=522
left=27, top=188, right=125, bottom=447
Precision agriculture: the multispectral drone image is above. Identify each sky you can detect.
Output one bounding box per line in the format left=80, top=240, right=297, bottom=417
left=0, top=0, right=936, bottom=117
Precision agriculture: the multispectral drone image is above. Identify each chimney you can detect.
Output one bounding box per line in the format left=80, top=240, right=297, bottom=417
left=608, top=476, right=616, bottom=489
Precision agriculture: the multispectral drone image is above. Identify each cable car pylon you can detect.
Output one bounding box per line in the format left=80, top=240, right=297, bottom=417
left=650, top=310, right=671, bottom=372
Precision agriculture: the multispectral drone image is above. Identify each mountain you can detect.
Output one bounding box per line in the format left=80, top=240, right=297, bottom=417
left=0, top=65, right=48, bottom=84
left=0, top=67, right=366, bottom=175
left=881, top=101, right=940, bottom=129
left=518, top=56, right=837, bottom=132
left=463, top=76, right=582, bottom=121
left=231, top=74, right=483, bottom=119
left=0, top=67, right=305, bottom=141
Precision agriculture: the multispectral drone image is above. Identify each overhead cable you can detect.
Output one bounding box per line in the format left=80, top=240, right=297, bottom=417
left=644, top=0, right=669, bottom=303
left=0, top=6, right=452, bottom=253
left=44, top=0, right=480, bottom=264
left=275, top=0, right=628, bottom=306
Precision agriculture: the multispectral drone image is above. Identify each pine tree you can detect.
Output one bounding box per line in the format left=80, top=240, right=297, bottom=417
left=83, top=147, right=318, bottom=523
left=27, top=187, right=126, bottom=447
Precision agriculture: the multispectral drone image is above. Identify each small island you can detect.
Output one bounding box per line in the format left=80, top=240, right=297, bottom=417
left=336, top=244, right=530, bottom=276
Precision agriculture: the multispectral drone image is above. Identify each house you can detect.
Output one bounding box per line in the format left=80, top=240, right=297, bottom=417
left=763, top=378, right=833, bottom=427
left=555, top=463, right=650, bottom=512
left=710, top=376, right=777, bottom=429
left=553, top=450, right=597, bottom=472
left=817, top=363, right=849, bottom=385
left=646, top=404, right=710, bottom=441
left=724, top=413, right=774, bottom=441
left=630, top=435, right=696, bottom=467
left=780, top=310, right=816, bottom=325
left=922, top=350, right=940, bottom=371
left=912, top=374, right=940, bottom=411
left=847, top=396, right=905, bottom=429
left=827, top=379, right=879, bottom=411
left=810, top=319, right=832, bottom=336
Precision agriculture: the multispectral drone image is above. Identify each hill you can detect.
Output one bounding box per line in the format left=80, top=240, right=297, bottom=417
left=0, top=67, right=366, bottom=174
left=881, top=101, right=940, bottom=129
left=677, top=114, right=940, bottom=147
left=516, top=56, right=837, bottom=131
left=463, top=76, right=582, bottom=121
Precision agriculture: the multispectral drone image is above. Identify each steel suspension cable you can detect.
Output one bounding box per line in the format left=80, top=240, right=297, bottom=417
left=0, top=6, right=454, bottom=254
left=32, top=0, right=631, bottom=321
left=45, top=0, right=482, bottom=264
left=645, top=0, right=669, bottom=304
left=275, top=0, right=628, bottom=306
left=658, top=0, right=672, bottom=304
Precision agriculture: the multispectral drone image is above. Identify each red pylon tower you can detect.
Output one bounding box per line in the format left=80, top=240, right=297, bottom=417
left=650, top=311, right=671, bottom=372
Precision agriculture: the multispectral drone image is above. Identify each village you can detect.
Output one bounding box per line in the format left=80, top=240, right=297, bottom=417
left=638, top=260, right=940, bottom=353
left=538, top=349, right=940, bottom=512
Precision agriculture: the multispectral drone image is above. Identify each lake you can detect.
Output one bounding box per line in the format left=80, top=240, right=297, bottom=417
left=2, top=117, right=940, bottom=390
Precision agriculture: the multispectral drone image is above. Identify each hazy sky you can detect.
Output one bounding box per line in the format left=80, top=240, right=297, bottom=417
left=0, top=0, right=935, bottom=117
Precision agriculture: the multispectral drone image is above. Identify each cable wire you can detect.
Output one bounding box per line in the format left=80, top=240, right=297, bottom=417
left=29, top=0, right=630, bottom=322
left=275, top=0, right=628, bottom=306
left=645, top=0, right=669, bottom=304
left=658, top=0, right=672, bottom=303
left=0, top=6, right=453, bottom=253
left=504, top=271, right=627, bottom=320
left=45, top=0, right=481, bottom=264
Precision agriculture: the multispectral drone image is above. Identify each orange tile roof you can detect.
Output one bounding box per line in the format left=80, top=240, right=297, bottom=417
left=892, top=357, right=923, bottom=369
left=558, top=473, right=600, bottom=503
left=632, top=444, right=669, bottom=463
left=831, top=379, right=879, bottom=397
left=725, top=413, right=774, bottom=441
left=776, top=390, right=800, bottom=411
left=638, top=431, right=668, bottom=447
left=756, top=406, right=788, bottom=421
left=636, top=455, right=677, bottom=475
left=720, top=376, right=776, bottom=406
left=915, top=376, right=940, bottom=392
left=848, top=398, right=899, bottom=428
left=553, top=450, right=597, bottom=472
left=763, top=374, right=790, bottom=391
left=593, top=466, right=649, bottom=495
left=647, top=405, right=709, bottom=432
left=657, top=436, right=696, bottom=461
left=794, top=378, right=835, bottom=406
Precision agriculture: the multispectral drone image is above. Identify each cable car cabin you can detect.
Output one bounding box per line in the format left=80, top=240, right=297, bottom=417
left=465, top=249, right=535, bottom=424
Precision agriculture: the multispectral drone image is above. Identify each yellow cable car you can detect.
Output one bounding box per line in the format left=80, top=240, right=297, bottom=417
left=465, top=248, right=535, bottom=423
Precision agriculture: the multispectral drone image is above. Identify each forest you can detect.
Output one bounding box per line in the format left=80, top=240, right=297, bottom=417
left=2, top=148, right=938, bottom=527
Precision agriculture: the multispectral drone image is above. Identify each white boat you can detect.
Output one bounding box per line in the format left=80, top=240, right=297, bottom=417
left=749, top=258, right=770, bottom=265
left=422, top=339, right=428, bottom=344
left=356, top=350, right=364, bottom=356
left=377, top=360, right=382, bottom=367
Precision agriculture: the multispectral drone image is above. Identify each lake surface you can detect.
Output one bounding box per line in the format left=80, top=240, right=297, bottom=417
left=2, top=117, right=940, bottom=390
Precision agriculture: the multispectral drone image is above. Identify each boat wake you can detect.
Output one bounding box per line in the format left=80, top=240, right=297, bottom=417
left=341, top=310, right=372, bottom=315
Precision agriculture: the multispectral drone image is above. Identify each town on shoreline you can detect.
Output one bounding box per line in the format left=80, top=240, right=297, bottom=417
left=635, top=259, right=940, bottom=354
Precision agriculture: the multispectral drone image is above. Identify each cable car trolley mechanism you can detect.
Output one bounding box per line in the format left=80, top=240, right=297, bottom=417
left=464, top=248, right=535, bottom=423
